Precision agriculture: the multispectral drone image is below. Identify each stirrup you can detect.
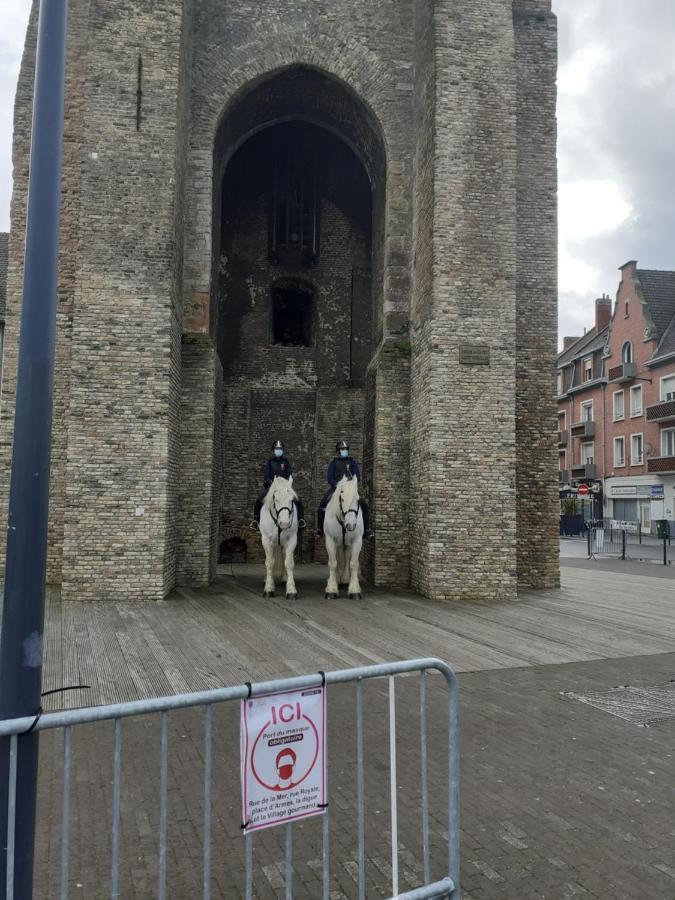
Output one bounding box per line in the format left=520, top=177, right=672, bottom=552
left=298, top=518, right=307, bottom=529
left=249, top=519, right=259, bottom=531
left=365, top=529, right=374, bottom=539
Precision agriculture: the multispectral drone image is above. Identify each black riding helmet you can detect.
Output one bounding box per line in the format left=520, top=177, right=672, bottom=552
left=336, top=439, right=349, bottom=454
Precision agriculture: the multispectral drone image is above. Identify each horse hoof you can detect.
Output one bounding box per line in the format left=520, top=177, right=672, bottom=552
left=325, top=592, right=337, bottom=600
left=349, top=592, right=362, bottom=600
left=262, top=591, right=275, bottom=599
left=286, top=592, right=298, bottom=600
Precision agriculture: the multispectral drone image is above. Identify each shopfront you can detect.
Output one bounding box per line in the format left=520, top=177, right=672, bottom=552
left=605, top=478, right=667, bottom=533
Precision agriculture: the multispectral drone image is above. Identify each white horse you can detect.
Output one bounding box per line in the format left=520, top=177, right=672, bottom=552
left=323, top=475, right=364, bottom=600
left=259, top=476, right=299, bottom=599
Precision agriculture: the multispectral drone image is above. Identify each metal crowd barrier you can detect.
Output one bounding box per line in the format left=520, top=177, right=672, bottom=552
left=587, top=525, right=627, bottom=559
left=1, top=658, right=460, bottom=900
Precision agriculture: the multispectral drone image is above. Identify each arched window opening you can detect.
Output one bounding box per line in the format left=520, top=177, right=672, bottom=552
left=271, top=281, right=314, bottom=347
left=621, top=340, right=633, bottom=364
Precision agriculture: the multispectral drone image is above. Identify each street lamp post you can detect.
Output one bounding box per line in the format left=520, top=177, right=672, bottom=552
left=0, top=1, right=68, bottom=896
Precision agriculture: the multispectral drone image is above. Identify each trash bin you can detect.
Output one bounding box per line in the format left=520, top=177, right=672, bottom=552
left=656, top=519, right=670, bottom=539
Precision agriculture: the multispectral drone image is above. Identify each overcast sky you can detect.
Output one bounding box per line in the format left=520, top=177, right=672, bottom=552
left=1, top=1, right=674, bottom=346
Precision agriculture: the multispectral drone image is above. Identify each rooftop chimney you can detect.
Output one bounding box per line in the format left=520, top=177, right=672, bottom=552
left=619, top=260, right=637, bottom=282
left=595, top=295, right=612, bottom=332
left=563, top=336, right=580, bottom=351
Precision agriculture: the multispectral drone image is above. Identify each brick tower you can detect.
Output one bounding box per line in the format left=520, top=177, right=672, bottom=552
left=1, top=0, right=559, bottom=601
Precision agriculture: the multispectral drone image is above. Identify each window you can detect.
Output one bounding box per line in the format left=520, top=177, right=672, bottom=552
left=662, top=428, right=675, bottom=457
left=613, top=436, right=625, bottom=467
left=583, top=357, right=593, bottom=382
left=660, top=374, right=675, bottom=401
left=630, top=384, right=643, bottom=416
left=624, top=300, right=629, bottom=318
left=613, top=390, right=624, bottom=421
left=581, top=442, right=594, bottom=464
left=630, top=433, right=643, bottom=466
left=271, top=282, right=313, bottom=347
left=621, top=341, right=633, bottom=364
left=580, top=400, right=593, bottom=422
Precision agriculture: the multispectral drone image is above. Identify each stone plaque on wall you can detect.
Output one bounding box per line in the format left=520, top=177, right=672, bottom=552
left=459, top=344, right=490, bottom=366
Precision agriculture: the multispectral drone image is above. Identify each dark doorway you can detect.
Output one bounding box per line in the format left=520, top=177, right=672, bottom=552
left=271, top=282, right=313, bottom=346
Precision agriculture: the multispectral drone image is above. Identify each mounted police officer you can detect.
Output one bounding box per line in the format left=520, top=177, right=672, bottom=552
left=251, top=440, right=305, bottom=529
left=316, top=439, right=373, bottom=538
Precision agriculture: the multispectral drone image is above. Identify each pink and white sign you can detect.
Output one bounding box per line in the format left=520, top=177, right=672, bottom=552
left=241, top=685, right=326, bottom=833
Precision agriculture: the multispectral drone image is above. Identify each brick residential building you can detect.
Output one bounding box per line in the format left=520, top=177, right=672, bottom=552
left=1, top=1, right=559, bottom=602
left=557, top=297, right=611, bottom=521
left=558, top=262, right=675, bottom=531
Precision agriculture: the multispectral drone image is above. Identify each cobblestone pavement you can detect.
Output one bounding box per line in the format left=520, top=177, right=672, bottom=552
left=32, top=650, right=675, bottom=899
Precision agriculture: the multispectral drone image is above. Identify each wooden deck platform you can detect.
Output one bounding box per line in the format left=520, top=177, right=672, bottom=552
left=36, top=561, right=675, bottom=710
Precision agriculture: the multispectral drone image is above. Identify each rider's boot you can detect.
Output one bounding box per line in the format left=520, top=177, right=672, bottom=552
left=316, top=509, right=325, bottom=537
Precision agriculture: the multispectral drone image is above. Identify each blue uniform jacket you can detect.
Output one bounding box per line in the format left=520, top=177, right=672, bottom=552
left=327, top=456, right=361, bottom=488
left=264, top=457, right=293, bottom=487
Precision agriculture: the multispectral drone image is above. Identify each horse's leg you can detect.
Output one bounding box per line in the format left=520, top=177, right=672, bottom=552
left=348, top=536, right=363, bottom=599
left=337, top=543, right=347, bottom=590
left=338, top=543, right=350, bottom=589
left=325, top=534, right=339, bottom=599
left=262, top=535, right=275, bottom=598
left=285, top=532, right=298, bottom=599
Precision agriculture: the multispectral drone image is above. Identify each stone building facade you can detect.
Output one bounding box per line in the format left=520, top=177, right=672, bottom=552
left=1, top=0, right=559, bottom=602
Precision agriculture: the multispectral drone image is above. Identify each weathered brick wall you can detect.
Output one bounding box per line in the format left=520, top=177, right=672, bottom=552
left=176, top=338, right=218, bottom=585
left=0, top=2, right=37, bottom=582
left=411, top=0, right=519, bottom=601
left=56, top=1, right=191, bottom=601
left=513, top=1, right=560, bottom=589
left=164, top=0, right=195, bottom=593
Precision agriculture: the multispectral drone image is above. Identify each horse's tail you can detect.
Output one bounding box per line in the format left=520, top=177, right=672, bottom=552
left=273, top=544, right=285, bottom=580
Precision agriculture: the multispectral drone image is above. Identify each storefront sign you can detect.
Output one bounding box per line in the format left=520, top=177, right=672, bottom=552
left=651, top=485, right=664, bottom=499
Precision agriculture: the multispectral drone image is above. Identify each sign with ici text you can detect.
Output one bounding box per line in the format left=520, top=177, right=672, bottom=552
left=241, top=685, right=326, bottom=833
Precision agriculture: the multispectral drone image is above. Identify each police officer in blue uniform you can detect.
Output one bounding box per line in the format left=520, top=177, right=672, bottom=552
left=316, top=439, right=373, bottom=537
left=251, top=440, right=305, bottom=528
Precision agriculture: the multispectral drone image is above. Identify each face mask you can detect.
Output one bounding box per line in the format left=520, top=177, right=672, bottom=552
left=340, top=449, right=348, bottom=458
left=275, top=449, right=283, bottom=458
left=278, top=763, right=294, bottom=781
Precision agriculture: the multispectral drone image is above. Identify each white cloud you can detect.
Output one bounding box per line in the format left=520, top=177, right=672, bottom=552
left=559, top=180, right=632, bottom=243
left=558, top=44, right=609, bottom=97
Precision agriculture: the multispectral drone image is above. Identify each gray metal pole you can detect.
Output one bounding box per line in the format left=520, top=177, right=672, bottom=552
left=0, top=1, right=68, bottom=896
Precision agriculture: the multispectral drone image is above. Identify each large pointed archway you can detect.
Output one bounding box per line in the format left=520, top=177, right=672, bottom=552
left=211, top=67, right=386, bottom=567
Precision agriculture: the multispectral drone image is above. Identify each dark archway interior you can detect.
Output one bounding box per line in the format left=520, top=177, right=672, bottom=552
left=213, top=68, right=385, bottom=563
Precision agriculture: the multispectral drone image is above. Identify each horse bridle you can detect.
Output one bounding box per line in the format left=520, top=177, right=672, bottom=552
left=338, top=491, right=359, bottom=541
left=271, top=496, right=295, bottom=544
